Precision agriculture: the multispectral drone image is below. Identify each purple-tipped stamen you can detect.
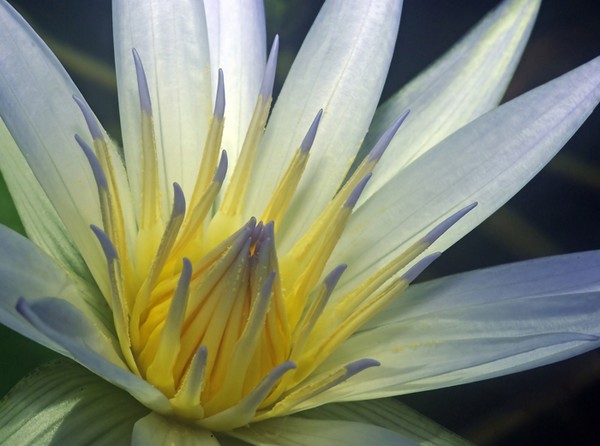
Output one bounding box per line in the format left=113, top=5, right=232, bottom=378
left=252, top=222, right=276, bottom=274
left=345, top=173, right=372, bottom=209
left=246, top=217, right=258, bottom=233
left=162, top=257, right=193, bottom=335
left=75, top=134, right=108, bottom=191
left=132, top=48, right=152, bottom=115
left=181, top=345, right=208, bottom=401
left=177, top=258, right=193, bottom=296
left=259, top=220, right=275, bottom=245
left=259, top=271, right=276, bottom=300
left=284, top=358, right=380, bottom=408
left=213, top=150, right=228, bottom=184
left=367, top=110, right=410, bottom=161
left=323, top=264, right=347, bottom=290
left=344, top=358, right=380, bottom=376
left=402, top=252, right=441, bottom=283
left=250, top=220, right=264, bottom=245
left=90, top=224, right=118, bottom=263
left=300, top=109, right=324, bottom=153
left=241, top=360, right=296, bottom=409
left=214, top=68, right=226, bottom=120
left=171, top=182, right=186, bottom=217
left=422, top=202, right=478, bottom=245
left=294, top=264, right=348, bottom=340
left=73, top=95, right=104, bottom=141
left=259, top=35, right=279, bottom=102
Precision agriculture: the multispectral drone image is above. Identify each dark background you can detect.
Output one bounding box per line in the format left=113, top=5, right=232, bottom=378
left=1, top=1, right=599, bottom=444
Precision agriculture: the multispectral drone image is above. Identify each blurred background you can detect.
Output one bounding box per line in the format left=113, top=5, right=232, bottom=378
left=1, top=0, right=599, bottom=444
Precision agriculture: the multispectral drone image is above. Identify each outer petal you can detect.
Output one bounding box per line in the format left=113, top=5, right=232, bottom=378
left=230, top=416, right=417, bottom=446
left=332, top=55, right=600, bottom=295
left=16, top=296, right=171, bottom=413
left=203, top=0, right=266, bottom=164
left=247, top=0, right=402, bottom=247
left=0, top=360, right=147, bottom=445
left=0, top=1, right=115, bottom=287
left=113, top=0, right=212, bottom=211
left=132, top=412, right=221, bottom=446
left=302, top=399, right=472, bottom=446
left=362, top=0, right=540, bottom=199
left=0, top=118, right=109, bottom=328
left=0, top=225, right=111, bottom=352
left=0, top=118, right=91, bottom=285
left=309, top=251, right=600, bottom=405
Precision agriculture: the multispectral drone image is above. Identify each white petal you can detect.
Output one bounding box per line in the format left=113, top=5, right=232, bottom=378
left=230, top=416, right=416, bottom=446
left=0, top=117, right=94, bottom=286
left=0, top=225, right=111, bottom=354
left=247, top=0, right=403, bottom=248
left=0, top=360, right=147, bottom=445
left=303, top=399, right=471, bottom=446
left=0, top=1, right=111, bottom=286
left=332, top=55, right=600, bottom=295
left=363, top=0, right=541, bottom=200
left=132, top=412, right=221, bottom=446
left=113, top=0, right=212, bottom=210
left=368, top=250, right=600, bottom=329
left=17, top=296, right=171, bottom=413
left=203, top=0, right=266, bottom=164
left=308, top=251, right=600, bottom=405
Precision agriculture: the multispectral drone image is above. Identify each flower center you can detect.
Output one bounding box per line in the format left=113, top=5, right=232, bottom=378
left=74, top=42, right=471, bottom=430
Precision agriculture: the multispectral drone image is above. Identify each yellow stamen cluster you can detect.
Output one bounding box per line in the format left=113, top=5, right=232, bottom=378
left=76, top=45, right=461, bottom=431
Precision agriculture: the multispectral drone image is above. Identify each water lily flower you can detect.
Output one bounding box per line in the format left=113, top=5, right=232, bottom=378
left=0, top=0, right=599, bottom=444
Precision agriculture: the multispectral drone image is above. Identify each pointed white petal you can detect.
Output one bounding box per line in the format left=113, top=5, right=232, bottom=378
left=0, top=1, right=115, bottom=286
left=332, top=56, right=600, bottom=295
left=17, top=296, right=171, bottom=413
left=203, top=0, right=266, bottom=164
left=310, top=251, right=600, bottom=404
left=132, top=412, right=221, bottom=446
left=368, top=250, right=600, bottom=329
left=230, top=416, right=416, bottom=446
left=0, top=117, right=97, bottom=288
left=0, top=360, right=147, bottom=445
left=247, top=0, right=403, bottom=247
left=303, top=399, right=472, bottom=446
left=363, top=0, right=540, bottom=199
left=113, top=0, right=212, bottom=209
left=0, top=225, right=111, bottom=352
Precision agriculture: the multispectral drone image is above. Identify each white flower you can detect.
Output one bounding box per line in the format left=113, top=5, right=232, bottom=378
left=0, top=0, right=599, bottom=444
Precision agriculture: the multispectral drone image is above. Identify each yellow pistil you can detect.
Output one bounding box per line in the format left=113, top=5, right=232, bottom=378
left=79, top=45, right=472, bottom=431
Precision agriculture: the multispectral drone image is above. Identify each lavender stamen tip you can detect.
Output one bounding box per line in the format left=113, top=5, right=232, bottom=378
left=324, top=264, right=347, bottom=290
left=172, top=182, right=186, bottom=216
left=368, top=109, right=409, bottom=161
left=73, top=95, right=104, bottom=141
left=300, top=109, right=323, bottom=153
left=259, top=35, right=279, bottom=101
left=75, top=134, right=108, bottom=191
left=345, top=173, right=372, bottom=209
left=215, top=68, right=226, bottom=120
left=213, top=150, right=228, bottom=184
left=132, top=48, right=152, bottom=115
left=402, top=253, right=441, bottom=283
left=423, top=202, right=478, bottom=245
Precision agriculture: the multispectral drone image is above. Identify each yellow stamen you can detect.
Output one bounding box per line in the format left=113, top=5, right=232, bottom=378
left=83, top=46, right=471, bottom=432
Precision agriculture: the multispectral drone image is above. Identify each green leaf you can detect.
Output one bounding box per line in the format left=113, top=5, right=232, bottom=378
left=0, top=359, right=148, bottom=445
